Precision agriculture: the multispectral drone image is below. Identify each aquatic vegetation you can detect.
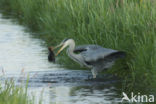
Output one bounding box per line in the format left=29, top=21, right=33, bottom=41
left=0, top=0, right=155, bottom=91
left=0, top=80, right=34, bottom=104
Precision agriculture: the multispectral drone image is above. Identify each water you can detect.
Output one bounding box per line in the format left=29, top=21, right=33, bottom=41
left=0, top=14, right=122, bottom=104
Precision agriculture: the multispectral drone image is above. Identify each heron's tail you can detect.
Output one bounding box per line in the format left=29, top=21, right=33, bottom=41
left=115, top=51, right=126, bottom=58
left=106, top=51, right=126, bottom=60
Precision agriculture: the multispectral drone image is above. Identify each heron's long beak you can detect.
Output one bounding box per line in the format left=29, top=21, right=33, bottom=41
left=53, top=43, right=63, bottom=50
left=56, top=44, right=66, bottom=56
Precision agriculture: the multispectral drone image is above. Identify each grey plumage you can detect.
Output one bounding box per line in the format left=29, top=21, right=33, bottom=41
left=74, top=45, right=125, bottom=77
left=55, top=39, right=126, bottom=78
left=74, top=45, right=118, bottom=61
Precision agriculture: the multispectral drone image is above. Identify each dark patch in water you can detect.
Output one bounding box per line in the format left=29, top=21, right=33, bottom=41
left=48, top=47, right=55, bottom=62
left=26, top=70, right=120, bottom=87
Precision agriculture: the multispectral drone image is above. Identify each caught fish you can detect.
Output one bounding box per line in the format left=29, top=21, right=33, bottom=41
left=48, top=47, right=55, bottom=62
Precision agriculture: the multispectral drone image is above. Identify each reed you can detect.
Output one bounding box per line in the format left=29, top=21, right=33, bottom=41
left=0, top=80, right=34, bottom=104
left=0, top=0, right=156, bottom=91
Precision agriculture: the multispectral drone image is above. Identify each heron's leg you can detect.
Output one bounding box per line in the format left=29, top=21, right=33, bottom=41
left=91, top=68, right=98, bottom=79
left=87, top=75, right=92, bottom=79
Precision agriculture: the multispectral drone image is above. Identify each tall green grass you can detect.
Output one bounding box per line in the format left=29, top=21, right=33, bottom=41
left=0, top=0, right=156, bottom=91
left=0, top=80, right=34, bottom=104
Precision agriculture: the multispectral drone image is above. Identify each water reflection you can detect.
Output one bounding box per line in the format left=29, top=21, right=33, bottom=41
left=0, top=14, right=58, bottom=75
left=48, top=85, right=121, bottom=104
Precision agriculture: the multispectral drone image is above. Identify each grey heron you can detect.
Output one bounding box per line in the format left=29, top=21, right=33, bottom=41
left=53, top=38, right=126, bottom=78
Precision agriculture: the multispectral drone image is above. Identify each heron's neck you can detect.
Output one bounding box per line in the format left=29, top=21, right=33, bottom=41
left=67, top=40, right=83, bottom=66
left=67, top=39, right=81, bottom=58
left=68, top=40, right=75, bottom=54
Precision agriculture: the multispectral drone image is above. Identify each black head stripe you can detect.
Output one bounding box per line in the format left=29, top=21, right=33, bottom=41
left=62, top=38, right=70, bottom=43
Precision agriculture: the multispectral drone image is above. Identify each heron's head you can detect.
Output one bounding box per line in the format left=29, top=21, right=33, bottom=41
left=54, top=38, right=73, bottom=56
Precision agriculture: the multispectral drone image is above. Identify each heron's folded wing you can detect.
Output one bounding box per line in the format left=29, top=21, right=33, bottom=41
left=74, top=45, right=102, bottom=53
left=74, top=45, right=125, bottom=62
left=81, top=47, right=118, bottom=62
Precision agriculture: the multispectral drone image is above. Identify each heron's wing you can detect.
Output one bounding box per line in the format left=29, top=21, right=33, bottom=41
left=74, top=45, right=102, bottom=53
left=74, top=45, right=115, bottom=60
left=82, top=48, right=118, bottom=61
left=74, top=45, right=125, bottom=62
left=74, top=45, right=87, bottom=53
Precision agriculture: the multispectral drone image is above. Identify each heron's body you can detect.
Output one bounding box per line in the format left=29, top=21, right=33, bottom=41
left=55, top=39, right=126, bottom=78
